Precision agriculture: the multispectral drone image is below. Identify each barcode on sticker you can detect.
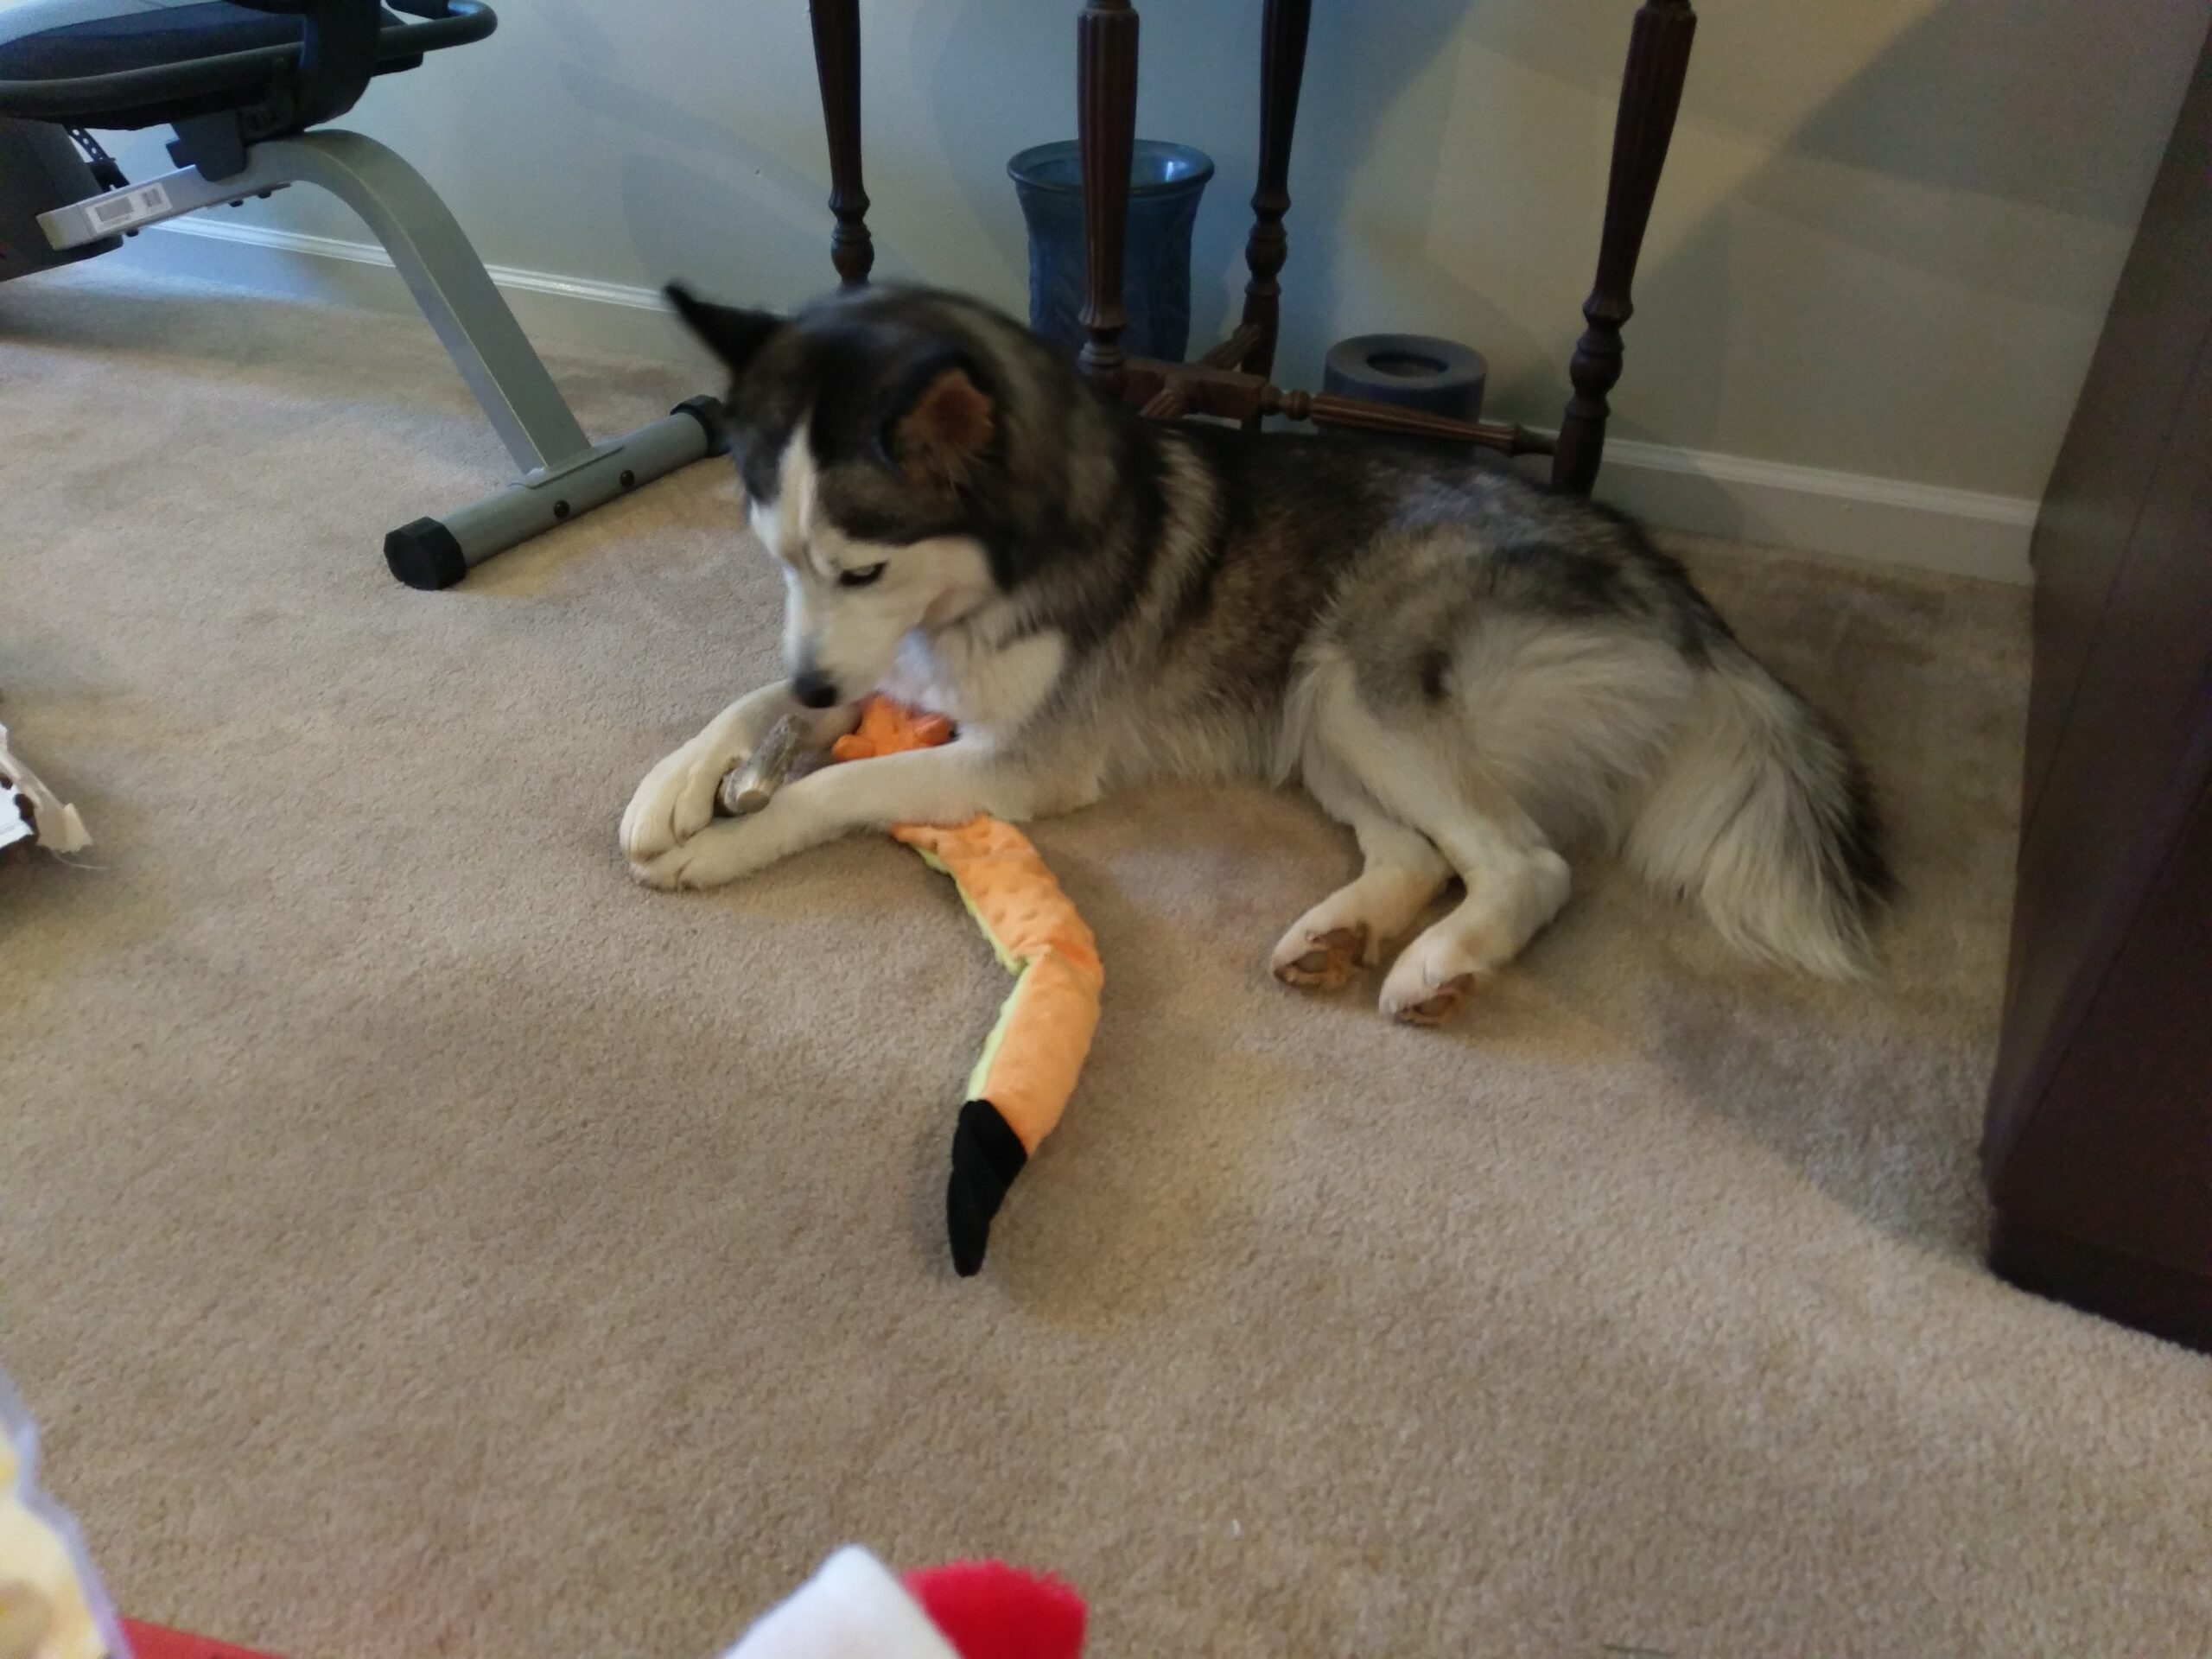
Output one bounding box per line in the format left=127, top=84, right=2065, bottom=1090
left=91, top=183, right=171, bottom=229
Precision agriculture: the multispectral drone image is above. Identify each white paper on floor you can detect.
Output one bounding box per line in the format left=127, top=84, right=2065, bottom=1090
left=0, top=723, right=90, bottom=857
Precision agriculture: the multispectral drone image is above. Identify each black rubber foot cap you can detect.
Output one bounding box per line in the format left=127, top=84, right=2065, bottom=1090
left=671, top=394, right=730, bottom=457
left=384, top=518, right=467, bottom=590
left=947, top=1099, right=1027, bottom=1277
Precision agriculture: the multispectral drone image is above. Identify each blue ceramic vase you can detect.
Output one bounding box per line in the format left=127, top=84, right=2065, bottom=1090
left=1007, top=139, right=1214, bottom=362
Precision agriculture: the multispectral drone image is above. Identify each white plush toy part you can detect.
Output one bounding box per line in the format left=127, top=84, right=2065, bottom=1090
left=720, top=1545, right=1086, bottom=1659
left=0, top=1375, right=122, bottom=1659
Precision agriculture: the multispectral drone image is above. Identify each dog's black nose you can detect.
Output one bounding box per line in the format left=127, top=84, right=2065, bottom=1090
left=791, top=670, right=840, bottom=709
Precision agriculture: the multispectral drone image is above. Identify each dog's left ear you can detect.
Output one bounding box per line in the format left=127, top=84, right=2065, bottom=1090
left=665, top=282, right=781, bottom=375
left=883, top=358, right=995, bottom=489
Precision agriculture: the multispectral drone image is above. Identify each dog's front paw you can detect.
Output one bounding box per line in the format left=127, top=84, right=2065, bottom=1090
left=620, top=740, right=737, bottom=864
left=628, top=816, right=784, bottom=891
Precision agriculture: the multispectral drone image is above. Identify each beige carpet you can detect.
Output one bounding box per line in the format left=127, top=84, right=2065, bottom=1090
left=4, top=268, right=2208, bottom=1659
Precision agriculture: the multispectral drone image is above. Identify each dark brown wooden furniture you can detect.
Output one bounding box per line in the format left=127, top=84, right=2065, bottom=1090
left=800, top=0, right=1697, bottom=493
left=806, top=0, right=873, bottom=289
left=1981, top=22, right=2212, bottom=1354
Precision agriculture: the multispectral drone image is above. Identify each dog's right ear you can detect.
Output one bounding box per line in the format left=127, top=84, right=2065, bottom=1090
left=665, top=283, right=781, bottom=374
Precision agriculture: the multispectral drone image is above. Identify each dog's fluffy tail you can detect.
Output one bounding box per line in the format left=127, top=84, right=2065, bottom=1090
left=1624, top=642, right=1891, bottom=977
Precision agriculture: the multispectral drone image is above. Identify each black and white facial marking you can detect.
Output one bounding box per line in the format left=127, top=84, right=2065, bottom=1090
left=664, top=283, right=1007, bottom=706
left=753, top=429, right=996, bottom=707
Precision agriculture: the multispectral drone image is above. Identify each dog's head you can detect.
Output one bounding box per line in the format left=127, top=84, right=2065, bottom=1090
left=669, top=282, right=1057, bottom=709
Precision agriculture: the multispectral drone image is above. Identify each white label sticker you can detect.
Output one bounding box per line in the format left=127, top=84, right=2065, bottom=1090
left=89, top=181, right=171, bottom=232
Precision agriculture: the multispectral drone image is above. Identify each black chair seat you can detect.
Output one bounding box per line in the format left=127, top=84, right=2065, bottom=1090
left=0, top=0, right=493, bottom=129
left=0, top=3, right=401, bottom=80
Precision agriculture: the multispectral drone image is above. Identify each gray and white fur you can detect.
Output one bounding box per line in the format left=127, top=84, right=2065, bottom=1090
left=623, top=284, right=1890, bottom=1023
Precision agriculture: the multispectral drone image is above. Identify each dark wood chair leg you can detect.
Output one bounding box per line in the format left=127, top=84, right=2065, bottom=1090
left=1077, top=0, right=1139, bottom=399
left=1551, top=0, right=1696, bottom=496
left=808, top=0, right=873, bottom=288
left=1238, top=0, right=1312, bottom=379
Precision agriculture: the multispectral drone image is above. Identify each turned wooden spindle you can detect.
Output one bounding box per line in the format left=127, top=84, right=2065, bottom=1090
left=1551, top=0, right=1696, bottom=496
left=808, top=0, right=874, bottom=288
left=1201, top=323, right=1267, bottom=372
left=1238, top=0, right=1313, bottom=379
left=1139, top=382, right=1190, bottom=422
left=1076, top=0, right=1140, bottom=399
left=1116, top=356, right=1547, bottom=459
left=1263, top=385, right=1547, bottom=457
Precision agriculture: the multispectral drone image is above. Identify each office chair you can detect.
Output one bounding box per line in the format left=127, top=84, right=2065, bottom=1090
left=0, top=0, right=722, bottom=588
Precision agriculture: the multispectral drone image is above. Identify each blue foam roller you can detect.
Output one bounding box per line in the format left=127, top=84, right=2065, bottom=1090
left=1321, top=333, right=1487, bottom=423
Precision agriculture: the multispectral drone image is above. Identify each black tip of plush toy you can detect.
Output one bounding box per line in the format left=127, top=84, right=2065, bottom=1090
left=947, top=1099, right=1027, bottom=1276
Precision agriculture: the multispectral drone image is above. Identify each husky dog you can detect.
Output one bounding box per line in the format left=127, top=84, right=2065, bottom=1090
left=623, top=284, right=1890, bottom=1024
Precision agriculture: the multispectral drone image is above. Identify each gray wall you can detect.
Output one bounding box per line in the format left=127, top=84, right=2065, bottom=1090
left=110, top=0, right=2209, bottom=503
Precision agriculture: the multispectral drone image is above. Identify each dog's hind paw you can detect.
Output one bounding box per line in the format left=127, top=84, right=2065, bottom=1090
left=1269, top=923, right=1369, bottom=992
left=1383, top=972, right=1480, bottom=1027
left=1379, top=929, right=1494, bottom=1027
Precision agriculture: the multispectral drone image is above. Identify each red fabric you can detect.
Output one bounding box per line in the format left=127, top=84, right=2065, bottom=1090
left=119, top=1621, right=284, bottom=1659
left=901, top=1561, right=1085, bottom=1659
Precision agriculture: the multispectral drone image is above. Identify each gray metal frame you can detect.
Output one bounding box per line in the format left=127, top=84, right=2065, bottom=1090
left=40, top=130, right=714, bottom=586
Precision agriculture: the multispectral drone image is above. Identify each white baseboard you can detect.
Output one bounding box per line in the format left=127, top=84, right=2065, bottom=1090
left=1588, top=439, right=2036, bottom=585
left=124, top=218, right=2037, bottom=585
left=127, top=215, right=700, bottom=362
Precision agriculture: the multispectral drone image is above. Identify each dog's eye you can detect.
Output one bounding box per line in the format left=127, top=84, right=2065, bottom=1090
left=837, top=563, right=887, bottom=588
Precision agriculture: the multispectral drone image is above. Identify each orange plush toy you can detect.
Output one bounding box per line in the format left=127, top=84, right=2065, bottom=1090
left=811, top=696, right=1103, bottom=1275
